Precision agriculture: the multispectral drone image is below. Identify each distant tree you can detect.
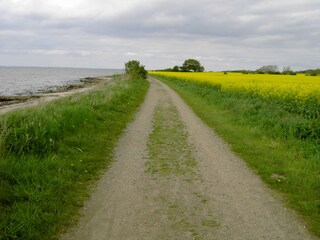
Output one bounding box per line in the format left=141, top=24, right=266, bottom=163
left=257, top=65, right=279, bottom=74
left=282, top=66, right=296, bottom=75
left=172, top=66, right=180, bottom=72
left=125, top=60, right=148, bottom=79
left=305, top=69, right=320, bottom=76
left=181, top=59, right=204, bottom=72
left=297, top=68, right=320, bottom=76
left=161, top=68, right=174, bottom=72
left=283, top=66, right=291, bottom=73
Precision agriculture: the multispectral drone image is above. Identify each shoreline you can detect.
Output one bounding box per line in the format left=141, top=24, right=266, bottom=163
left=0, top=76, right=111, bottom=114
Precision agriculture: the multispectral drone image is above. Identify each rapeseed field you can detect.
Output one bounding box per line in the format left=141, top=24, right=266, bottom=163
left=151, top=72, right=320, bottom=237
left=152, top=72, right=320, bottom=119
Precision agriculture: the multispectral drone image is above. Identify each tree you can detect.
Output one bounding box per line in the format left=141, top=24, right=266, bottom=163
left=257, top=65, right=279, bottom=74
left=181, top=59, right=204, bottom=72
left=125, top=60, right=148, bottom=79
left=282, top=66, right=296, bottom=75
left=172, top=66, right=180, bottom=72
left=282, top=66, right=291, bottom=73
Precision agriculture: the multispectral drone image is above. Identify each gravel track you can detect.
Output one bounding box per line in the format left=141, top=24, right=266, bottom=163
left=61, top=78, right=316, bottom=240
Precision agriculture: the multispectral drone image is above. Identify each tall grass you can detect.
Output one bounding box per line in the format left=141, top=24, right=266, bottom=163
left=0, top=75, right=149, bottom=240
left=152, top=74, right=320, bottom=237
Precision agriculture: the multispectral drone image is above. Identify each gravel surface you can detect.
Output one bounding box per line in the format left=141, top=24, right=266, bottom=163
left=61, top=78, right=316, bottom=240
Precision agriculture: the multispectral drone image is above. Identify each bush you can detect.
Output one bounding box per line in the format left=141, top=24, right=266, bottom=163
left=125, top=60, right=148, bottom=79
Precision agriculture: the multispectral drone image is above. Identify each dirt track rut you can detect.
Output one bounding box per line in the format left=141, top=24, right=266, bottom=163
left=61, top=78, right=316, bottom=240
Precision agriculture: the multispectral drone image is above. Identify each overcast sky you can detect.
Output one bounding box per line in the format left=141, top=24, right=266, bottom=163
left=0, top=0, right=319, bottom=70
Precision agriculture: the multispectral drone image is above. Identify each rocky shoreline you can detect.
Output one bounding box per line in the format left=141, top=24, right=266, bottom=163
left=0, top=76, right=110, bottom=114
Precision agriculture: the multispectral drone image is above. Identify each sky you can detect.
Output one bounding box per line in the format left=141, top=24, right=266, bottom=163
left=0, top=0, right=319, bottom=71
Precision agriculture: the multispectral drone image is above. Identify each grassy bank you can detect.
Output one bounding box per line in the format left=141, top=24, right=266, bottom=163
left=151, top=74, right=320, bottom=237
left=0, top=75, right=149, bottom=240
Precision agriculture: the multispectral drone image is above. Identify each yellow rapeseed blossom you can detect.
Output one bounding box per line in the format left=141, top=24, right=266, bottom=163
left=151, top=72, right=320, bottom=105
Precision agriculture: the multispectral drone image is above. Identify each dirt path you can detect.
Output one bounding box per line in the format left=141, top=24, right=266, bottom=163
left=61, top=78, right=316, bottom=240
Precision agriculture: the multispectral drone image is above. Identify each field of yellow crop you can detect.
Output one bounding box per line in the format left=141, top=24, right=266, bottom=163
left=150, top=71, right=320, bottom=237
left=151, top=72, right=320, bottom=118
left=151, top=72, right=320, bottom=104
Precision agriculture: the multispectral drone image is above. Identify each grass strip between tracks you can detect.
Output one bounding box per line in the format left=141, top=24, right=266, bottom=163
left=0, top=75, right=149, bottom=240
left=151, top=74, right=320, bottom=238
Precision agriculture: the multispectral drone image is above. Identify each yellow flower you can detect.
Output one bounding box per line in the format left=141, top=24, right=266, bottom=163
left=151, top=72, right=320, bottom=108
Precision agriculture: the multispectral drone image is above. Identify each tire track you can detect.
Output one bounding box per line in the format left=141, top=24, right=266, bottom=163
left=61, top=78, right=316, bottom=240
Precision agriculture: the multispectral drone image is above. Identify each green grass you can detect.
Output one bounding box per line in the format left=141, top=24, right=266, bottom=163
left=146, top=102, right=197, bottom=176
left=146, top=99, right=217, bottom=239
left=151, top=74, right=320, bottom=237
left=0, top=75, right=149, bottom=240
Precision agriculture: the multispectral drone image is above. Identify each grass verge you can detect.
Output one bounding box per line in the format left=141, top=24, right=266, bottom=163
left=151, top=74, right=320, bottom=237
left=0, top=75, right=149, bottom=240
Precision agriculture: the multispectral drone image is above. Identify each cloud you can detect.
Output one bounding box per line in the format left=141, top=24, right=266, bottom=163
left=0, top=0, right=319, bottom=70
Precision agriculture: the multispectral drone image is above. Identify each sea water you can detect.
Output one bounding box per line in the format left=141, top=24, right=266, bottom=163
left=0, top=66, right=123, bottom=96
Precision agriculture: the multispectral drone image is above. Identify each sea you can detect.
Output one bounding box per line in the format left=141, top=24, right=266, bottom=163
left=0, top=66, right=123, bottom=96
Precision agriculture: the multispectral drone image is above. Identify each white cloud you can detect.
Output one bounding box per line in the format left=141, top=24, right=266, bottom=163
left=0, top=0, right=319, bottom=70
left=0, top=0, right=160, bottom=18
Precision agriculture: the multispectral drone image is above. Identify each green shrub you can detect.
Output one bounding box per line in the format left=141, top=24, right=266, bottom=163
left=125, top=60, right=148, bottom=79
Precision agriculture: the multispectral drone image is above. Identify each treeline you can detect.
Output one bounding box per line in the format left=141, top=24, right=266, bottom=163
left=157, top=59, right=205, bottom=72
left=156, top=61, right=320, bottom=76
left=296, top=69, right=320, bottom=76
left=226, top=65, right=320, bottom=76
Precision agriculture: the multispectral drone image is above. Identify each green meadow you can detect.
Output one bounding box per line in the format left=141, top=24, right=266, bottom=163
left=0, top=75, right=148, bottom=240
